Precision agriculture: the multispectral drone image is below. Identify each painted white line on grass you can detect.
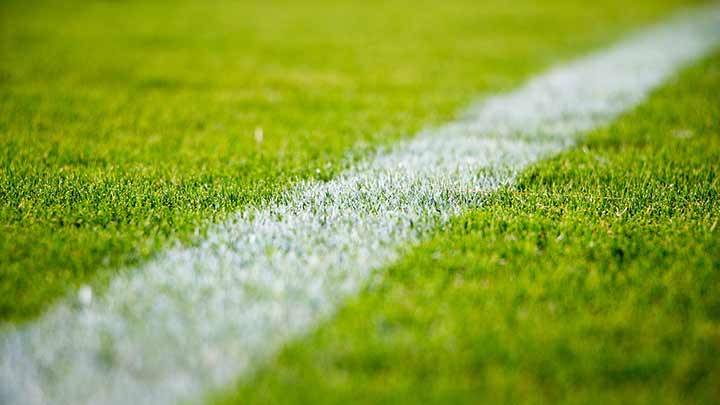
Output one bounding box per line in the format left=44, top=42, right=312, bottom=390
left=2, top=6, right=720, bottom=405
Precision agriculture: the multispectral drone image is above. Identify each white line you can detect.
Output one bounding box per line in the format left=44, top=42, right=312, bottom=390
left=2, top=6, right=720, bottom=405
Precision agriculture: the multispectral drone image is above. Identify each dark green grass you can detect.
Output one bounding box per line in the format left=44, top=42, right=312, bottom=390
left=0, top=0, right=701, bottom=322
left=221, top=53, right=720, bottom=404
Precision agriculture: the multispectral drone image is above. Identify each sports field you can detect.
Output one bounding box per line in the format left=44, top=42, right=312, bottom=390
left=1, top=0, right=719, bottom=404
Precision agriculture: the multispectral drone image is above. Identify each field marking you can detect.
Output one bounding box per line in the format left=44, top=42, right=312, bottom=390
left=2, top=6, right=720, bottom=405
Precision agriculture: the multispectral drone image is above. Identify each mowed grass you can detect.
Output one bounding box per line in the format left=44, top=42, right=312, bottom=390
left=0, top=0, right=703, bottom=322
left=221, top=53, right=720, bottom=404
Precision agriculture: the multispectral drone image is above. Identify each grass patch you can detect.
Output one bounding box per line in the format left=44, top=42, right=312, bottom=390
left=0, top=0, right=702, bottom=322
left=222, top=52, right=720, bottom=404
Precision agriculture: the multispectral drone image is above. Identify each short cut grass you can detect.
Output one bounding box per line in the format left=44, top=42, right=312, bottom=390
left=221, top=52, right=720, bottom=404
left=0, top=0, right=703, bottom=322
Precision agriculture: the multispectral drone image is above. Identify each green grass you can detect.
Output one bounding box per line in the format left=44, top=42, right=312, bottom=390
left=0, top=0, right=702, bottom=322
left=221, top=52, right=720, bottom=404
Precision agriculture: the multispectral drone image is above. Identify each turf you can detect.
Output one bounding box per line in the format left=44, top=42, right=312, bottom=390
left=0, top=0, right=703, bottom=322
left=220, top=52, right=720, bottom=404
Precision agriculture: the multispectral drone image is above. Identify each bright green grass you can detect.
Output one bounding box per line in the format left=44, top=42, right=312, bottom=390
left=0, top=0, right=703, bottom=322
left=221, top=53, right=720, bottom=404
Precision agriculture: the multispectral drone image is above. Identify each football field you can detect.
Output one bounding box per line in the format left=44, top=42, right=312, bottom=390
left=1, top=1, right=720, bottom=404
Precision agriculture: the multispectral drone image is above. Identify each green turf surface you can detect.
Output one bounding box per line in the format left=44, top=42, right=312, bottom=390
left=221, top=52, right=720, bottom=404
left=0, top=0, right=702, bottom=322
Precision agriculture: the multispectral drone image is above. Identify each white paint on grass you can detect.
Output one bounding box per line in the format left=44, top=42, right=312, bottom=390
left=2, top=6, right=720, bottom=405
